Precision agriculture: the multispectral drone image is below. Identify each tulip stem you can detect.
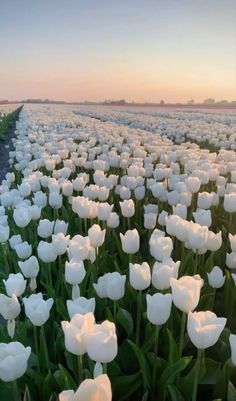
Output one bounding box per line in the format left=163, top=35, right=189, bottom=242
left=12, top=380, right=20, bottom=401
left=33, top=326, right=39, bottom=368
left=78, top=354, right=83, bottom=384
left=113, top=300, right=117, bottom=321
left=152, top=325, right=160, bottom=391
left=179, top=312, right=186, bottom=357
left=193, top=251, right=198, bottom=275
left=192, top=348, right=202, bottom=401
left=103, top=362, right=107, bottom=374
left=136, top=290, right=142, bottom=346
left=2, top=243, right=10, bottom=274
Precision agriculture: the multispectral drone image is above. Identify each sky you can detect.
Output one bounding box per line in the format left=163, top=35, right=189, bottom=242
left=0, top=0, right=235, bottom=103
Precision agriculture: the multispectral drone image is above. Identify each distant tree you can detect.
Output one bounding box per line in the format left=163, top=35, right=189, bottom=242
left=160, top=100, right=165, bottom=105
left=203, top=98, right=215, bottom=105
left=187, top=99, right=194, bottom=104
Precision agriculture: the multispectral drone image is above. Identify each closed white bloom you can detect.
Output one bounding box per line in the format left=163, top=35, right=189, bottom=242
left=193, top=209, right=212, bottom=227
left=15, top=241, right=32, bottom=259
left=3, top=273, right=26, bottom=297
left=129, top=262, right=151, bottom=290
left=229, top=234, right=236, bottom=253
left=37, top=219, right=54, bottom=238
left=18, top=182, right=31, bottom=198
left=23, top=293, right=53, bottom=326
left=32, top=191, right=47, bottom=208
left=94, top=272, right=126, bottom=300
left=206, top=231, right=222, bottom=252
left=187, top=311, right=226, bottom=349
left=49, top=192, right=63, bottom=209
left=187, top=222, right=208, bottom=250
left=207, top=266, right=225, bottom=288
left=30, top=205, right=42, bottom=220
left=152, top=259, right=180, bottom=290
left=13, top=207, right=32, bottom=228
left=97, top=203, right=113, bottom=221
left=185, top=176, right=201, bottom=194
left=197, top=192, right=214, bottom=210
left=37, top=241, right=57, bottom=263
left=150, top=235, right=173, bottom=262
left=52, top=233, right=70, bottom=256
left=61, top=312, right=95, bottom=355
left=18, top=256, right=39, bottom=278
left=88, top=224, right=106, bottom=248
left=158, top=210, right=168, bottom=226
left=226, top=252, right=236, bottom=269
left=67, top=297, right=96, bottom=319
left=120, top=229, right=140, bottom=254
left=65, top=259, right=86, bottom=285
left=85, top=320, right=117, bottom=363
left=144, top=213, right=157, bottom=230
left=0, top=341, right=31, bottom=382
left=173, top=204, right=187, bottom=220
left=54, top=219, right=69, bottom=235
left=0, top=293, right=21, bottom=320
left=59, top=374, right=112, bottom=401
left=170, top=275, right=203, bottom=313
left=229, top=334, right=236, bottom=366
left=107, top=212, right=119, bottom=228
left=134, top=186, right=145, bottom=200
left=146, top=293, right=172, bottom=325
left=120, top=199, right=135, bottom=218
left=0, top=225, right=10, bottom=243
left=9, top=234, right=22, bottom=250
left=224, top=193, right=236, bottom=213
left=68, top=235, right=90, bottom=261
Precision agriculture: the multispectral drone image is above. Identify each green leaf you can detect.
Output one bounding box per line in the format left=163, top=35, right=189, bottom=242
left=56, top=298, right=68, bottom=320
left=228, top=381, right=236, bottom=401
left=42, top=372, right=60, bottom=400
left=167, top=384, right=185, bottom=401
left=141, top=390, right=149, bottom=401
left=127, top=340, right=151, bottom=389
left=117, top=308, right=133, bottom=336
left=167, top=329, right=179, bottom=364
left=158, top=356, right=192, bottom=401
left=112, top=371, right=142, bottom=401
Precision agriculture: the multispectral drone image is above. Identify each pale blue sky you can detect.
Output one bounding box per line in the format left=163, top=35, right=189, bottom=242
left=0, top=0, right=235, bottom=102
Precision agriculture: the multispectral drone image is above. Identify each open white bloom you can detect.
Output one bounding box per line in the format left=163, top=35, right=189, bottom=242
left=23, top=293, right=53, bottom=326
left=3, top=273, right=26, bottom=297
left=152, top=259, right=180, bottom=290
left=150, top=233, right=173, bottom=262
left=85, top=320, right=117, bottom=363
left=187, top=311, right=226, bottom=349
left=67, top=297, right=96, bottom=319
left=94, top=272, right=126, bottom=300
left=170, top=275, right=203, bottom=313
left=59, top=374, right=112, bottom=401
left=18, top=256, right=39, bottom=278
left=0, top=341, right=31, bottom=381
left=61, top=312, right=95, bottom=355
left=15, top=241, right=32, bottom=259
left=68, top=235, right=90, bottom=261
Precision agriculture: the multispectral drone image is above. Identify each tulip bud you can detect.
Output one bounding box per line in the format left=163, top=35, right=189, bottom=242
left=146, top=293, right=172, bottom=325
left=88, top=224, right=106, bottom=248
left=207, top=266, right=225, bottom=288
left=65, top=259, right=86, bottom=285
left=120, top=229, right=140, bottom=254
left=129, top=262, right=151, bottom=290
left=229, top=334, right=236, bottom=366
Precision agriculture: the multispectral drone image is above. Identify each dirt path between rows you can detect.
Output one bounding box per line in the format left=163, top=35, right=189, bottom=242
left=0, top=120, right=17, bottom=184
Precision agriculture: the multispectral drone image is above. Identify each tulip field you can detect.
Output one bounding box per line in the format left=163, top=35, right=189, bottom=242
left=1, top=104, right=236, bottom=401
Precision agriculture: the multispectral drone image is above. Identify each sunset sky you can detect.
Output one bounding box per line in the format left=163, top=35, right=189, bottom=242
left=0, top=0, right=235, bottom=103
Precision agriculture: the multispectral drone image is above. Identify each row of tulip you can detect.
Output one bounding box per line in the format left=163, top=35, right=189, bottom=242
left=0, top=104, right=236, bottom=401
